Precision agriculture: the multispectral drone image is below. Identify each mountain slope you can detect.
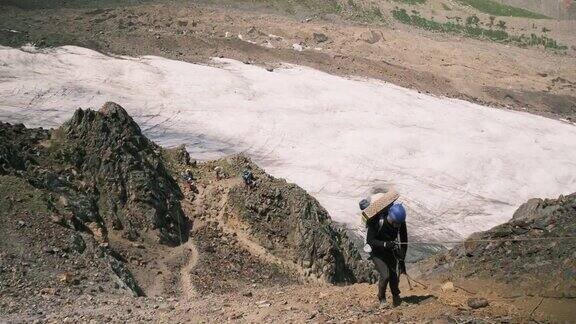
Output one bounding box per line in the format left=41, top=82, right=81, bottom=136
left=2, top=102, right=576, bottom=322
left=434, top=193, right=576, bottom=297
left=0, top=102, right=374, bottom=319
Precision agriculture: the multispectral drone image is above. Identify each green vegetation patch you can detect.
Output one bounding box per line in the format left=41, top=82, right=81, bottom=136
left=392, top=8, right=566, bottom=50
left=359, top=6, right=385, bottom=23
left=346, top=0, right=386, bottom=23
left=455, top=0, right=548, bottom=19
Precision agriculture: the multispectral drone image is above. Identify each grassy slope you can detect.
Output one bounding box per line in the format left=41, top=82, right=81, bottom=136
left=392, top=8, right=566, bottom=50
left=455, top=0, right=549, bottom=18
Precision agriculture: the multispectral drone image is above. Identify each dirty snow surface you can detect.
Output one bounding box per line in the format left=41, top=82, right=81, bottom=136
left=1, top=45, right=576, bottom=241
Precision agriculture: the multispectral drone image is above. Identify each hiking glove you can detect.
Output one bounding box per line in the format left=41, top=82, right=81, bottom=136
left=383, top=241, right=398, bottom=250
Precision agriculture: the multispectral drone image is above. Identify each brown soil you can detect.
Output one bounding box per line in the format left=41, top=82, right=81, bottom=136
left=0, top=1, right=575, bottom=121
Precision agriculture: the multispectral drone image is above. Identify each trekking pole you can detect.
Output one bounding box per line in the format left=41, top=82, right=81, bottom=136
left=393, top=244, right=415, bottom=291
left=406, top=273, right=428, bottom=289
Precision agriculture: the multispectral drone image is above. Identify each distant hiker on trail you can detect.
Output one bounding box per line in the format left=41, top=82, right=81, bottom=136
left=182, top=168, right=197, bottom=194
left=242, top=165, right=256, bottom=188
left=183, top=168, right=194, bottom=182
left=360, top=189, right=408, bottom=307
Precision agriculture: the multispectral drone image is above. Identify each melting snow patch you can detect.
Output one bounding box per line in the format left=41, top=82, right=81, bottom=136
left=1, top=45, right=576, bottom=242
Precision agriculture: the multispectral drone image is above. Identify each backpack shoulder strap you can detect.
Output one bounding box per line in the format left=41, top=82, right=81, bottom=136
left=378, top=215, right=385, bottom=232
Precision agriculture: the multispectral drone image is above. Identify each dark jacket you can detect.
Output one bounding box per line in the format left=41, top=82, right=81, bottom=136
left=366, top=208, right=408, bottom=259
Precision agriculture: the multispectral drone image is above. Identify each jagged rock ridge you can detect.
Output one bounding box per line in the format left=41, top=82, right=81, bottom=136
left=56, top=103, right=188, bottom=244
left=227, top=171, right=376, bottom=283
left=425, top=193, right=576, bottom=298
left=1, top=102, right=188, bottom=245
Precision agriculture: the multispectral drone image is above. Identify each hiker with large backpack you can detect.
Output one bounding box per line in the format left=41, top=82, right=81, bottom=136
left=360, top=190, right=408, bottom=307
left=242, top=164, right=256, bottom=188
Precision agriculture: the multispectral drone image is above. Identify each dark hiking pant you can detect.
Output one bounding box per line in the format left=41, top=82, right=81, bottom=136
left=372, top=253, right=400, bottom=301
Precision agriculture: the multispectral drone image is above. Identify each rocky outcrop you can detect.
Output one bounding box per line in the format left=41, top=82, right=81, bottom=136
left=218, top=157, right=376, bottom=284
left=0, top=175, right=144, bottom=317
left=1, top=102, right=187, bottom=245
left=426, top=193, right=576, bottom=297
left=0, top=121, right=50, bottom=173
left=0, top=102, right=190, bottom=299
left=55, top=102, right=187, bottom=244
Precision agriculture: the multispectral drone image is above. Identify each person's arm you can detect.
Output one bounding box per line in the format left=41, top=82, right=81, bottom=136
left=399, top=222, right=408, bottom=259
left=366, top=220, right=386, bottom=249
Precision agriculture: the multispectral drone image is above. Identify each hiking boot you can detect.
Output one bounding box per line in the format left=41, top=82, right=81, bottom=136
left=392, top=294, right=402, bottom=307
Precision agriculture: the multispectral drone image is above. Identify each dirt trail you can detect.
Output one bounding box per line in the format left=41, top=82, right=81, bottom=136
left=196, top=178, right=325, bottom=284
left=147, top=239, right=198, bottom=298
left=147, top=258, right=169, bottom=297
left=19, top=271, right=573, bottom=323
left=179, top=241, right=199, bottom=299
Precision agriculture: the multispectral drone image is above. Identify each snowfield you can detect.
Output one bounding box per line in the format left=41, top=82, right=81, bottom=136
left=1, top=45, right=576, bottom=242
